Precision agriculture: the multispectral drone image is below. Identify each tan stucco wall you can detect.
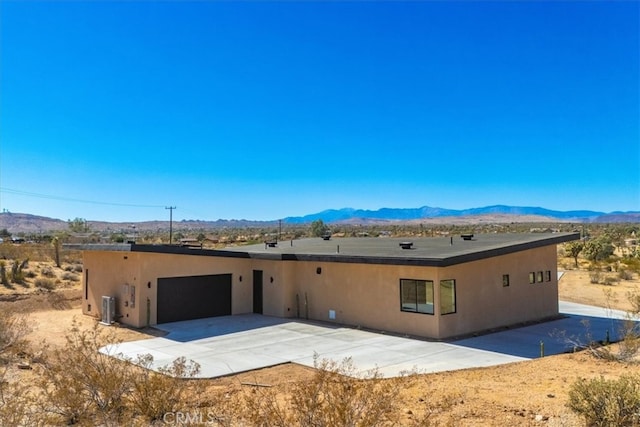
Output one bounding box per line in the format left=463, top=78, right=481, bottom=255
left=82, top=244, right=559, bottom=338
left=436, top=245, right=559, bottom=338
left=287, top=261, right=442, bottom=338
left=82, top=251, right=255, bottom=327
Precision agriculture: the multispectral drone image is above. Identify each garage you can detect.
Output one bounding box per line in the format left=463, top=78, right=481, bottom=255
left=157, top=274, right=232, bottom=324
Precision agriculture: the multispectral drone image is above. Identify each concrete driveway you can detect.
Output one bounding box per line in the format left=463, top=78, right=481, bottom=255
left=103, top=301, right=635, bottom=378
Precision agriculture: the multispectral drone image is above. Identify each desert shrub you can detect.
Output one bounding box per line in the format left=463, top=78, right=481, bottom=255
left=0, top=308, right=30, bottom=360
left=0, top=261, right=9, bottom=287
left=40, top=266, right=55, bottom=278
left=128, top=355, right=203, bottom=422
left=0, top=365, right=45, bottom=427
left=61, top=272, right=79, bottom=282
left=0, top=310, right=36, bottom=425
left=37, top=320, right=133, bottom=426
left=602, top=276, right=618, bottom=286
left=242, top=355, right=404, bottom=426
left=34, top=278, right=55, bottom=290
left=590, top=271, right=603, bottom=284
left=25, top=270, right=37, bottom=279
left=618, top=269, right=634, bottom=281
left=63, top=263, right=83, bottom=273
left=576, top=290, right=640, bottom=361
left=35, top=319, right=204, bottom=426
left=567, top=374, right=640, bottom=427
left=0, top=243, right=52, bottom=262
left=622, top=258, right=640, bottom=274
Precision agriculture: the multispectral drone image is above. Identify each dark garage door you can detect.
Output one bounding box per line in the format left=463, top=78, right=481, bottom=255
left=157, top=274, right=232, bottom=324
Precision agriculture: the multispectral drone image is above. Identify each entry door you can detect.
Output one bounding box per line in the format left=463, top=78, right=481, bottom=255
left=253, top=270, right=263, bottom=314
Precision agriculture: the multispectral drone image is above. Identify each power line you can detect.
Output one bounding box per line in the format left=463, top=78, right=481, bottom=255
left=0, top=187, right=166, bottom=209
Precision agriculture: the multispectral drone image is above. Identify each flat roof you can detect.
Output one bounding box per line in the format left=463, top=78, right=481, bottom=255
left=71, top=232, right=579, bottom=267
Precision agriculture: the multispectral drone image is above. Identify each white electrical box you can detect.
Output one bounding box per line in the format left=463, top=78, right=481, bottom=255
left=100, top=296, right=115, bottom=325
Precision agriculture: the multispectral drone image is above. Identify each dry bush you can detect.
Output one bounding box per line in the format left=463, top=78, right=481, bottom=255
left=0, top=366, right=45, bottom=427
left=562, top=290, right=640, bottom=361
left=0, top=261, right=9, bottom=287
left=618, top=269, right=634, bottom=281
left=34, top=319, right=205, bottom=426
left=590, top=271, right=603, bottom=284
left=241, top=355, right=405, bottom=427
left=63, top=264, right=83, bottom=273
left=128, top=354, right=203, bottom=422
left=61, top=272, right=79, bottom=282
left=40, top=266, right=55, bottom=278
left=0, top=309, right=38, bottom=426
left=36, top=320, right=133, bottom=426
left=567, top=374, right=640, bottom=427
left=0, top=307, right=31, bottom=359
left=34, top=278, right=55, bottom=290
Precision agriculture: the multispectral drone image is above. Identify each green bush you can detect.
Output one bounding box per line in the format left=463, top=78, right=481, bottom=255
left=567, top=374, right=640, bottom=426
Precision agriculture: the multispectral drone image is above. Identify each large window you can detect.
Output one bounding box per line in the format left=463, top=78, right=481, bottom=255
left=440, top=279, right=456, bottom=315
left=400, top=279, right=434, bottom=314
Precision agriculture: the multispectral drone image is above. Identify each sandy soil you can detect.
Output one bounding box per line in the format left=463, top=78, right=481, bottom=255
left=2, top=260, right=639, bottom=426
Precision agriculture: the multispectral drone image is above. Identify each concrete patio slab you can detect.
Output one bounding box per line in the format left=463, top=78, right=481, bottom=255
left=102, top=300, right=637, bottom=379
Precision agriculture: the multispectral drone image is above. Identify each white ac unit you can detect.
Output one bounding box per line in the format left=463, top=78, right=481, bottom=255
left=100, top=296, right=115, bottom=325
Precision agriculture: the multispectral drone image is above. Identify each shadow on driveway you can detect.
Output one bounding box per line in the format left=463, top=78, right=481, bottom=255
left=452, top=314, right=631, bottom=359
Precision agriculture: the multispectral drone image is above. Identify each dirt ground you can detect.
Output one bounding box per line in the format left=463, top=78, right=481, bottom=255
left=2, top=260, right=640, bottom=426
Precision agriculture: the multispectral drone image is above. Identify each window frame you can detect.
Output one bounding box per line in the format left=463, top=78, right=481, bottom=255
left=545, top=270, right=552, bottom=282
left=529, top=272, right=536, bottom=284
left=400, top=279, right=434, bottom=315
left=439, top=279, right=456, bottom=315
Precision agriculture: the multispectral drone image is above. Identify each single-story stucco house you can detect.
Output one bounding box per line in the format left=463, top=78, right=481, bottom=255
left=75, top=232, right=579, bottom=339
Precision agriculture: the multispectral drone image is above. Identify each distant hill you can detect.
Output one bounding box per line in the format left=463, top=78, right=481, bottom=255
left=283, top=205, right=640, bottom=224
left=0, top=213, right=277, bottom=234
left=0, top=213, right=67, bottom=233
left=1, top=205, right=639, bottom=234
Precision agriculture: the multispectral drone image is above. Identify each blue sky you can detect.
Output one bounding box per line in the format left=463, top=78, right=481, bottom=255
left=1, top=1, right=638, bottom=222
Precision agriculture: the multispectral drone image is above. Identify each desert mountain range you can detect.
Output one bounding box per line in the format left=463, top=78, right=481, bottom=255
left=1, top=205, right=639, bottom=233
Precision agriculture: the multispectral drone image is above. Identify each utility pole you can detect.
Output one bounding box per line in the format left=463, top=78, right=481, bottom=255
left=166, top=206, right=176, bottom=245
